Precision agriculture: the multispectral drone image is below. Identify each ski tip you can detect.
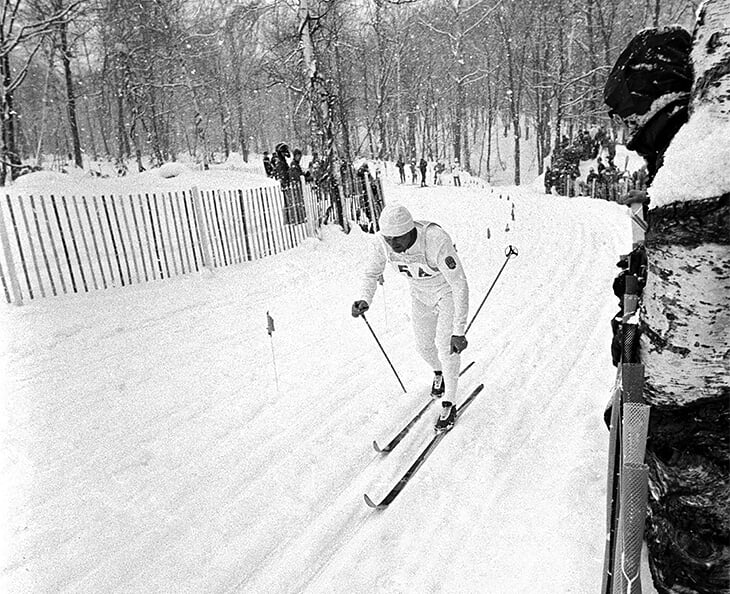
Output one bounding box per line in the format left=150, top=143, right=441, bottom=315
left=373, top=440, right=382, bottom=452
left=364, top=493, right=384, bottom=509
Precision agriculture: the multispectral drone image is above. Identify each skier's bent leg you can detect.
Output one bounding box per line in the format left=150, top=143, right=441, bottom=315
left=435, top=294, right=460, bottom=404
left=411, top=295, right=441, bottom=372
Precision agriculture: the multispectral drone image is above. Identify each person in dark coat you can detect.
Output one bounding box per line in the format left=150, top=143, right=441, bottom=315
left=274, top=143, right=294, bottom=223
left=274, top=142, right=291, bottom=187
left=307, top=151, right=323, bottom=186
left=263, top=151, right=273, bottom=177
left=419, top=157, right=428, bottom=187
left=586, top=167, right=599, bottom=198
left=396, top=155, right=406, bottom=183
left=289, top=148, right=306, bottom=223
left=270, top=149, right=280, bottom=178
left=290, top=148, right=304, bottom=183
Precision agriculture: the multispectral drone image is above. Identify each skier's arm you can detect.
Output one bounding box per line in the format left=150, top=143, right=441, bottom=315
left=434, top=237, right=469, bottom=336
left=359, top=238, right=387, bottom=305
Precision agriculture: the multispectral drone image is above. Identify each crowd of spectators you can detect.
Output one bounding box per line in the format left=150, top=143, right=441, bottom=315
left=395, top=155, right=463, bottom=187
left=262, top=143, right=330, bottom=224
left=544, top=127, right=649, bottom=201
left=262, top=144, right=388, bottom=232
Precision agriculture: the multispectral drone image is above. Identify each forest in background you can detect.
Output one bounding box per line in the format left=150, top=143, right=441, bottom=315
left=1, top=0, right=700, bottom=186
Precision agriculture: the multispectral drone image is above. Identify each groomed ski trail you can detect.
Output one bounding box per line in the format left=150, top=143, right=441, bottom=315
left=240, top=189, right=631, bottom=593
left=1, top=185, right=633, bottom=594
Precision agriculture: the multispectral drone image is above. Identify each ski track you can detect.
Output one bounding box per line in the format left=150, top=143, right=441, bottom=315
left=1, top=186, right=632, bottom=594
left=231, top=192, right=630, bottom=593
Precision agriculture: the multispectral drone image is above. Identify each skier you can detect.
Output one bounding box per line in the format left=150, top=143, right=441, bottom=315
left=351, top=204, right=469, bottom=432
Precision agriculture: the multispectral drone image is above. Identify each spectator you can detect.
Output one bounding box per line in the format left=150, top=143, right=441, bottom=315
left=587, top=167, right=599, bottom=198
left=290, top=148, right=304, bottom=183
left=290, top=148, right=307, bottom=223
left=409, top=159, right=417, bottom=184
left=419, top=157, right=428, bottom=187
left=580, top=130, right=593, bottom=160
left=634, top=164, right=649, bottom=190
left=452, top=162, right=461, bottom=187
left=274, top=143, right=291, bottom=187
left=274, top=143, right=294, bottom=223
left=396, top=155, right=406, bottom=183
left=263, top=151, right=273, bottom=177
left=270, top=149, right=280, bottom=177
left=308, top=151, right=324, bottom=186
left=434, top=161, right=445, bottom=185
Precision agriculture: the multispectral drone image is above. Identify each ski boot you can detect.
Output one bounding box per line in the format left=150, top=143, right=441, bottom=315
left=431, top=371, right=445, bottom=398
left=435, top=401, right=456, bottom=433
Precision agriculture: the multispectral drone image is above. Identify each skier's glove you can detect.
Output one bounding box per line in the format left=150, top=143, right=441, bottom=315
left=351, top=300, right=370, bottom=318
left=450, top=335, right=468, bottom=354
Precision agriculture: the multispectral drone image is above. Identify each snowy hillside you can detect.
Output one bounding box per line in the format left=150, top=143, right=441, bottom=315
left=1, top=174, right=641, bottom=593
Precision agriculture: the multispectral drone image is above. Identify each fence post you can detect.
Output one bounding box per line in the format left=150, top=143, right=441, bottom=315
left=300, top=176, right=315, bottom=238
left=191, top=186, right=213, bottom=270
left=0, top=196, right=23, bottom=305
left=364, top=171, right=379, bottom=232
left=336, top=181, right=350, bottom=234
left=377, top=175, right=386, bottom=207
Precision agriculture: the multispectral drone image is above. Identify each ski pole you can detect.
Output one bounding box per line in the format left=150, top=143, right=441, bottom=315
left=360, top=313, right=408, bottom=393
left=465, top=245, right=519, bottom=335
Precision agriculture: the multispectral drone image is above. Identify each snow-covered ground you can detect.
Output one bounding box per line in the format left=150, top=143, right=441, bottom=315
left=1, top=170, right=644, bottom=592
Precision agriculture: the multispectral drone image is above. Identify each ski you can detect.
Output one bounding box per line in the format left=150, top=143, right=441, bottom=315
left=372, top=361, right=475, bottom=453
left=364, top=383, right=484, bottom=509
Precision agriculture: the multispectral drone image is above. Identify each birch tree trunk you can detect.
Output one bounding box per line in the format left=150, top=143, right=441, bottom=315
left=628, top=2, right=730, bottom=590
left=298, top=0, right=345, bottom=227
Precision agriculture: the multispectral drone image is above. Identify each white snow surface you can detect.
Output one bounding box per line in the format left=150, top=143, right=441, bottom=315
left=650, top=108, right=730, bottom=206
left=0, top=171, right=638, bottom=593
left=649, top=10, right=730, bottom=208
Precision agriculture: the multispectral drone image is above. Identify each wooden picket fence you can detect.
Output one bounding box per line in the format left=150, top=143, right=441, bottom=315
left=0, top=181, right=326, bottom=305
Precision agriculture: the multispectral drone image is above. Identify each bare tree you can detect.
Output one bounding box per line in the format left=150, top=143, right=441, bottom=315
left=496, top=0, right=535, bottom=184
left=0, top=0, right=80, bottom=183
left=420, top=0, right=499, bottom=171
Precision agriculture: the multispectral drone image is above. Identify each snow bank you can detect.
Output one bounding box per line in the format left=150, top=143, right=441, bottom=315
left=7, top=162, right=278, bottom=197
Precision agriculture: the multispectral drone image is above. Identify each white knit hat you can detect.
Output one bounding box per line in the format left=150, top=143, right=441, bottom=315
left=379, top=205, right=414, bottom=237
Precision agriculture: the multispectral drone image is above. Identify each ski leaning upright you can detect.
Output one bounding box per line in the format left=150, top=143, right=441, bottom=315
left=364, top=382, right=484, bottom=509
left=372, top=361, right=475, bottom=454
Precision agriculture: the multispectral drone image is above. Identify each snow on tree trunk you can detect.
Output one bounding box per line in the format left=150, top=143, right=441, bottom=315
left=641, top=1, right=730, bottom=592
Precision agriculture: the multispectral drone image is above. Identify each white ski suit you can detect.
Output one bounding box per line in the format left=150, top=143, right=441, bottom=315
left=360, top=221, right=469, bottom=403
